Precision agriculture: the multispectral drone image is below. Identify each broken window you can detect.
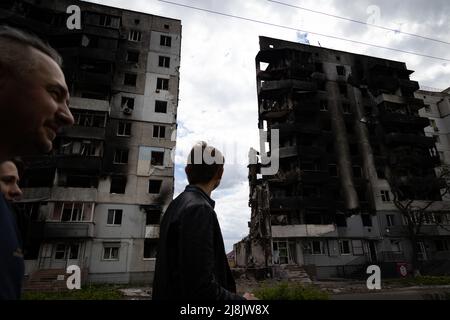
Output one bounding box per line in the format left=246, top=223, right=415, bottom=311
left=99, top=15, right=119, bottom=27
left=113, top=149, right=129, bottom=164
left=117, top=122, right=132, bottom=137
left=336, top=65, right=345, bottom=76
left=156, top=78, right=169, bottom=90
left=320, top=100, right=328, bottom=111
left=55, top=244, right=67, bottom=260
left=107, top=209, right=123, bottom=225
left=155, top=100, right=168, bottom=113
left=121, top=97, right=135, bottom=111
left=158, top=56, right=170, bottom=68
left=339, top=240, right=351, bottom=255
left=160, top=35, right=172, bottom=47
left=391, top=240, right=402, bottom=253
left=110, top=176, right=127, bottom=194
left=381, top=190, right=391, bottom=202
left=342, top=103, right=351, bottom=114
left=148, top=180, right=162, bottom=194
left=386, top=214, right=395, bottom=227
left=435, top=240, right=449, bottom=252
left=153, top=125, right=166, bottom=138
left=146, top=210, right=161, bottom=225
left=144, top=239, right=158, bottom=259
left=58, top=202, right=85, bottom=222
left=128, top=30, right=142, bottom=42
left=103, top=243, right=120, bottom=260
left=338, top=83, right=347, bottom=97
left=329, top=164, right=338, bottom=177
left=353, top=166, right=362, bottom=178
left=127, top=51, right=139, bottom=63
left=72, top=110, right=107, bottom=128
left=151, top=151, right=164, bottom=166
left=376, top=167, right=385, bottom=179
left=124, top=73, right=137, bottom=86
left=361, top=214, right=372, bottom=227
left=352, top=240, right=364, bottom=255
left=314, top=62, right=323, bottom=73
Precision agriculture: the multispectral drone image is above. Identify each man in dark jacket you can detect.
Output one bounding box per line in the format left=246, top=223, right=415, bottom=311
left=152, top=142, right=255, bottom=300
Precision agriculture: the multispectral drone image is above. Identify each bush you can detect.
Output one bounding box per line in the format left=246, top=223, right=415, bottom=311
left=253, top=282, right=329, bottom=300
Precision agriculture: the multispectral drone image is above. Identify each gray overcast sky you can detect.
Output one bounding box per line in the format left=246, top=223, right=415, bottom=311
left=86, top=0, right=450, bottom=252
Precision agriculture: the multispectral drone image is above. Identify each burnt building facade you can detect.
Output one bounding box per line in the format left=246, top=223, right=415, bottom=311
left=236, top=36, right=450, bottom=279
left=1, top=0, right=181, bottom=284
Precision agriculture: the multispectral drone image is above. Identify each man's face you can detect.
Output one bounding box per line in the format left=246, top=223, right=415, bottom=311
left=0, top=161, right=22, bottom=201
left=0, top=47, right=74, bottom=156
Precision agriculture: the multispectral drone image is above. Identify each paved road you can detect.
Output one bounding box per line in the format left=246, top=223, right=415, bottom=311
left=332, top=286, right=450, bottom=300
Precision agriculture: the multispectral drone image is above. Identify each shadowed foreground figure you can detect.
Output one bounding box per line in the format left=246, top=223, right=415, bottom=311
left=152, top=142, right=255, bottom=300
left=0, top=26, right=74, bottom=300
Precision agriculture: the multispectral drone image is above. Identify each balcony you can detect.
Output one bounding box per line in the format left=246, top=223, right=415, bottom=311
left=259, top=79, right=317, bottom=95
left=58, top=48, right=117, bottom=62
left=145, top=225, right=160, bottom=238
left=44, top=222, right=94, bottom=238
left=388, top=152, right=441, bottom=168
left=379, top=113, right=430, bottom=129
left=55, top=155, right=102, bottom=171
left=270, top=196, right=328, bottom=210
left=69, top=97, right=110, bottom=112
left=279, top=146, right=298, bottom=158
left=257, top=65, right=314, bottom=81
left=385, top=133, right=436, bottom=147
left=61, top=126, right=106, bottom=140
left=77, top=71, right=113, bottom=86
left=398, top=79, right=420, bottom=93
left=380, top=251, right=406, bottom=262
left=271, top=225, right=337, bottom=238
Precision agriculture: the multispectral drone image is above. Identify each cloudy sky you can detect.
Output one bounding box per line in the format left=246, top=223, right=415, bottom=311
left=86, top=0, right=450, bottom=252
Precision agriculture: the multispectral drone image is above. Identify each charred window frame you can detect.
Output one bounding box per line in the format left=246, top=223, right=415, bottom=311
left=110, top=176, right=127, bottom=194
left=126, top=51, right=139, bottom=63
left=144, top=239, right=158, bottom=259
left=148, top=180, right=163, bottom=194
left=128, top=30, right=142, bottom=42
left=124, top=73, right=137, bottom=87
left=117, top=122, right=132, bottom=137
left=113, top=149, right=129, bottom=164
left=151, top=151, right=164, bottom=166
left=146, top=210, right=161, bottom=225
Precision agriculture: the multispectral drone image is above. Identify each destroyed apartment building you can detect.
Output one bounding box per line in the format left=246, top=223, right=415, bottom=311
left=1, top=0, right=181, bottom=285
left=235, top=36, right=450, bottom=280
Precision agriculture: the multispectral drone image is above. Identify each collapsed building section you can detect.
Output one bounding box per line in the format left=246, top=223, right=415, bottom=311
left=235, top=36, right=450, bottom=279
left=1, top=0, right=181, bottom=285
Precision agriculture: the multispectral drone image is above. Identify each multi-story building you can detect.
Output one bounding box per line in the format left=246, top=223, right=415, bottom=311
left=0, top=0, right=181, bottom=285
left=235, top=36, right=450, bottom=279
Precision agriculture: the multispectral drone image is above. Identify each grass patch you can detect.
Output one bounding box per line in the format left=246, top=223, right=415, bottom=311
left=385, top=276, right=450, bottom=287
left=22, top=284, right=124, bottom=300
left=253, top=282, right=329, bottom=300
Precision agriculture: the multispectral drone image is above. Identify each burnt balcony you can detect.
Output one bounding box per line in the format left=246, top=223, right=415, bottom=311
left=259, top=79, right=317, bottom=95
left=279, top=146, right=298, bottom=159
left=273, top=123, right=321, bottom=137
left=260, top=102, right=291, bottom=120
left=398, top=79, right=420, bottom=94
left=43, top=222, right=95, bottom=239
left=385, top=133, right=436, bottom=147
left=55, top=155, right=102, bottom=172
left=257, top=65, right=315, bottom=81
left=270, top=196, right=330, bottom=210
left=379, top=112, right=430, bottom=129
left=271, top=224, right=337, bottom=238
left=388, top=152, right=441, bottom=168
left=76, top=70, right=113, bottom=86
left=60, top=126, right=106, bottom=140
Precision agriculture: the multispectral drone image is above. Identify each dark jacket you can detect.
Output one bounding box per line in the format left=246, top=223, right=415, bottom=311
left=0, top=195, right=24, bottom=300
left=152, top=185, right=243, bottom=300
